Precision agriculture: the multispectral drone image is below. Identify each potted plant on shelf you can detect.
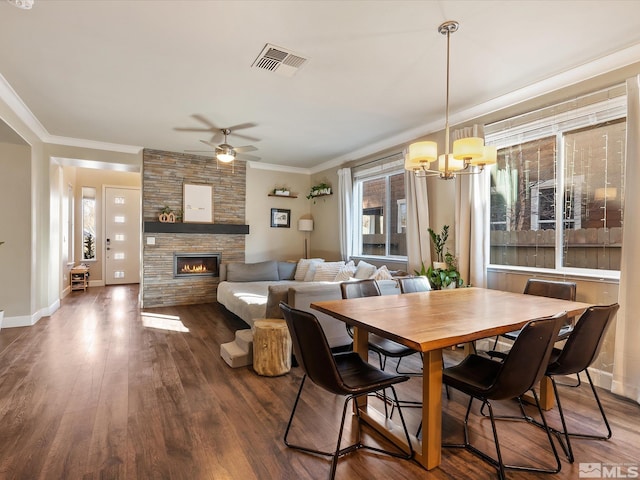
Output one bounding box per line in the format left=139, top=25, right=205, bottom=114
left=306, top=182, right=332, bottom=199
left=427, top=225, right=449, bottom=269
left=426, top=251, right=464, bottom=290
left=273, top=186, right=290, bottom=196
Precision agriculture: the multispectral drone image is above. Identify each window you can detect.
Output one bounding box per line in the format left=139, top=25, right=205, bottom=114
left=353, top=156, right=407, bottom=259
left=486, top=85, right=626, bottom=274
left=82, top=186, right=96, bottom=261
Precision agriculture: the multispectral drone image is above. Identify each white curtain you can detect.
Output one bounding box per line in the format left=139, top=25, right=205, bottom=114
left=612, top=76, right=640, bottom=404
left=338, top=167, right=355, bottom=262
left=454, top=125, right=490, bottom=287
left=404, top=151, right=431, bottom=273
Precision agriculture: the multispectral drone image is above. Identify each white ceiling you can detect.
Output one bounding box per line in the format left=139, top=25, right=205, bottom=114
left=1, top=0, right=640, bottom=170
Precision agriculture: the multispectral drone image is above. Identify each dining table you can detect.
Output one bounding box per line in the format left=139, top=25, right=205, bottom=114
left=311, top=286, right=591, bottom=471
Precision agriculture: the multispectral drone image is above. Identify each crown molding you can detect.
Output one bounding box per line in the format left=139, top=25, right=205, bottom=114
left=247, top=160, right=310, bottom=175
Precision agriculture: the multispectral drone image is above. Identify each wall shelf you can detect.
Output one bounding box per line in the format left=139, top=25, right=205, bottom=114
left=144, top=222, right=249, bottom=234
left=268, top=194, right=298, bottom=199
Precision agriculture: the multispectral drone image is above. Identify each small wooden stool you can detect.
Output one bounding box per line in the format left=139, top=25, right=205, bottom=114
left=252, top=319, right=292, bottom=376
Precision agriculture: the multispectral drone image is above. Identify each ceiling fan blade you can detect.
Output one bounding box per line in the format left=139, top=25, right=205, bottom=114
left=174, top=127, right=213, bottom=132
left=191, top=114, right=219, bottom=129
left=234, top=145, right=257, bottom=153
left=199, top=139, right=216, bottom=147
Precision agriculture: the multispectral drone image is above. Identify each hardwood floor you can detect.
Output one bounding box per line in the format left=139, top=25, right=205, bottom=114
left=0, top=285, right=638, bottom=479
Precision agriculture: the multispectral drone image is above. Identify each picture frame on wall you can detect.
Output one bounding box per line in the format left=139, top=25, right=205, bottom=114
left=270, top=208, right=291, bottom=228
left=183, top=183, right=213, bottom=223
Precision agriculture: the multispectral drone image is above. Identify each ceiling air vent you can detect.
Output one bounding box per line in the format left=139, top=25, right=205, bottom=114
left=251, top=44, right=307, bottom=78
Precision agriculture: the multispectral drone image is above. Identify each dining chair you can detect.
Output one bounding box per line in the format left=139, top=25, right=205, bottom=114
left=279, top=302, right=413, bottom=480
left=340, top=279, right=420, bottom=374
left=486, top=279, right=577, bottom=362
left=443, top=312, right=566, bottom=480
left=540, top=303, right=619, bottom=463
left=397, top=276, right=432, bottom=293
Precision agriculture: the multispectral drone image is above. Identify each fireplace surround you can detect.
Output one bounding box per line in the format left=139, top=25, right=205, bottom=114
left=174, top=253, right=221, bottom=278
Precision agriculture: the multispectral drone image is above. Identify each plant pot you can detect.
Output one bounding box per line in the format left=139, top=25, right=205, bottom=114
left=433, top=261, right=447, bottom=270
left=274, top=190, right=290, bottom=196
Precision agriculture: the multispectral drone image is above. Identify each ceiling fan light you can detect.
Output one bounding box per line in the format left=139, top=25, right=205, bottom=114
left=453, top=137, right=484, bottom=160
left=216, top=145, right=236, bottom=163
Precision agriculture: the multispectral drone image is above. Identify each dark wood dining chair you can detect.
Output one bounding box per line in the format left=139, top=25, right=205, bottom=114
left=340, top=279, right=420, bottom=374
left=486, top=278, right=577, bottom=361
left=541, top=303, right=619, bottom=463
left=397, top=276, right=432, bottom=293
left=279, top=302, right=413, bottom=480
left=443, top=312, right=566, bottom=480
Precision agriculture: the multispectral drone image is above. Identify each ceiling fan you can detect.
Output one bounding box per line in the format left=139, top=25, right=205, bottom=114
left=179, top=116, right=260, bottom=163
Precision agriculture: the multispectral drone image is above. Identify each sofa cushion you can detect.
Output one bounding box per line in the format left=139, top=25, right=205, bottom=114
left=294, top=258, right=324, bottom=281
left=226, top=260, right=279, bottom=282
left=277, top=261, right=297, bottom=280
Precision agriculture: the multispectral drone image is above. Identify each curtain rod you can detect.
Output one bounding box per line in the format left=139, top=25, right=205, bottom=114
left=353, top=151, right=404, bottom=170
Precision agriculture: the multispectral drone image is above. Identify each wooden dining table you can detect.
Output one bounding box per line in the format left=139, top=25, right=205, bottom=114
left=311, top=286, right=591, bottom=471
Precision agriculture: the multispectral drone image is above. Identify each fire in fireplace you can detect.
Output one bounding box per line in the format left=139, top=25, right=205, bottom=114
left=173, top=253, right=221, bottom=278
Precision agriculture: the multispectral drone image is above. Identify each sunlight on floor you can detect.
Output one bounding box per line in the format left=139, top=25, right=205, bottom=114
left=141, top=312, right=189, bottom=332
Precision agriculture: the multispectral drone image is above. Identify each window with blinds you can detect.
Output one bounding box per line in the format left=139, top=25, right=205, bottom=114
left=485, top=84, right=626, bottom=273
left=353, top=154, right=407, bottom=259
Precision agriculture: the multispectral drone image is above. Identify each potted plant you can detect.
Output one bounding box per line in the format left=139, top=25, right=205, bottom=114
left=306, top=182, right=332, bottom=199
left=426, top=251, right=464, bottom=290
left=273, top=186, right=290, bottom=196
left=427, top=225, right=449, bottom=269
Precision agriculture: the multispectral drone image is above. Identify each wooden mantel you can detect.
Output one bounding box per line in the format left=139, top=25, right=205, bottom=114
left=143, top=222, right=249, bottom=234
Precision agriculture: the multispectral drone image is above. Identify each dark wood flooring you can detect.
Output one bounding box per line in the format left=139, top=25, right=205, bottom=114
left=0, top=285, right=638, bottom=479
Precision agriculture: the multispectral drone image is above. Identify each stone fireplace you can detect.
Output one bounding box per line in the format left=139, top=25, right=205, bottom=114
left=173, top=252, right=221, bottom=278
left=142, top=149, right=248, bottom=308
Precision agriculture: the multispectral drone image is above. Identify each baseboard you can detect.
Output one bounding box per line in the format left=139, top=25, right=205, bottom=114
left=1, top=299, right=60, bottom=328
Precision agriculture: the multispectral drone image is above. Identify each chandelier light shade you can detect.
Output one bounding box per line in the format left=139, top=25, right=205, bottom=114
left=406, top=20, right=493, bottom=180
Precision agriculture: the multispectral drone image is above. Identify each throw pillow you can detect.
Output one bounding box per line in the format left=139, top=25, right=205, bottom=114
left=312, top=261, right=346, bottom=281
left=226, top=260, right=279, bottom=282
left=354, top=260, right=377, bottom=279
left=370, top=265, right=393, bottom=281
left=303, top=259, right=325, bottom=281
left=294, top=258, right=324, bottom=281
left=277, top=261, right=297, bottom=280
left=334, top=264, right=357, bottom=282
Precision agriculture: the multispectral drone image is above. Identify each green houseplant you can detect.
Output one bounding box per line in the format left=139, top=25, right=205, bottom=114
left=306, top=182, right=332, bottom=199
left=426, top=251, right=464, bottom=290
left=427, top=225, right=449, bottom=266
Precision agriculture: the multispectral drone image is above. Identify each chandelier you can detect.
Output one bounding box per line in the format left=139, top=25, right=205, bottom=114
left=405, top=21, right=497, bottom=180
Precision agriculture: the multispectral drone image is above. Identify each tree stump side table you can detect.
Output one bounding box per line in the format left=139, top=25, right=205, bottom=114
left=252, top=319, right=292, bottom=376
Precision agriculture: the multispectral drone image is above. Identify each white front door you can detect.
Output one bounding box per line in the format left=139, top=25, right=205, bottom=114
left=105, top=186, right=141, bottom=285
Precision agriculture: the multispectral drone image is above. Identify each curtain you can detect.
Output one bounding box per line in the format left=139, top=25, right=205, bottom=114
left=611, top=76, right=640, bottom=404
left=404, top=151, right=431, bottom=273
left=454, top=125, right=489, bottom=287
left=338, top=167, right=355, bottom=262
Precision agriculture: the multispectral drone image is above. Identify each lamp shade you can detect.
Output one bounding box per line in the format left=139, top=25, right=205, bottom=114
left=438, top=153, right=465, bottom=172
left=406, top=141, right=438, bottom=169
left=453, top=137, right=484, bottom=160
left=471, top=145, right=497, bottom=166
left=298, top=219, right=314, bottom=232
